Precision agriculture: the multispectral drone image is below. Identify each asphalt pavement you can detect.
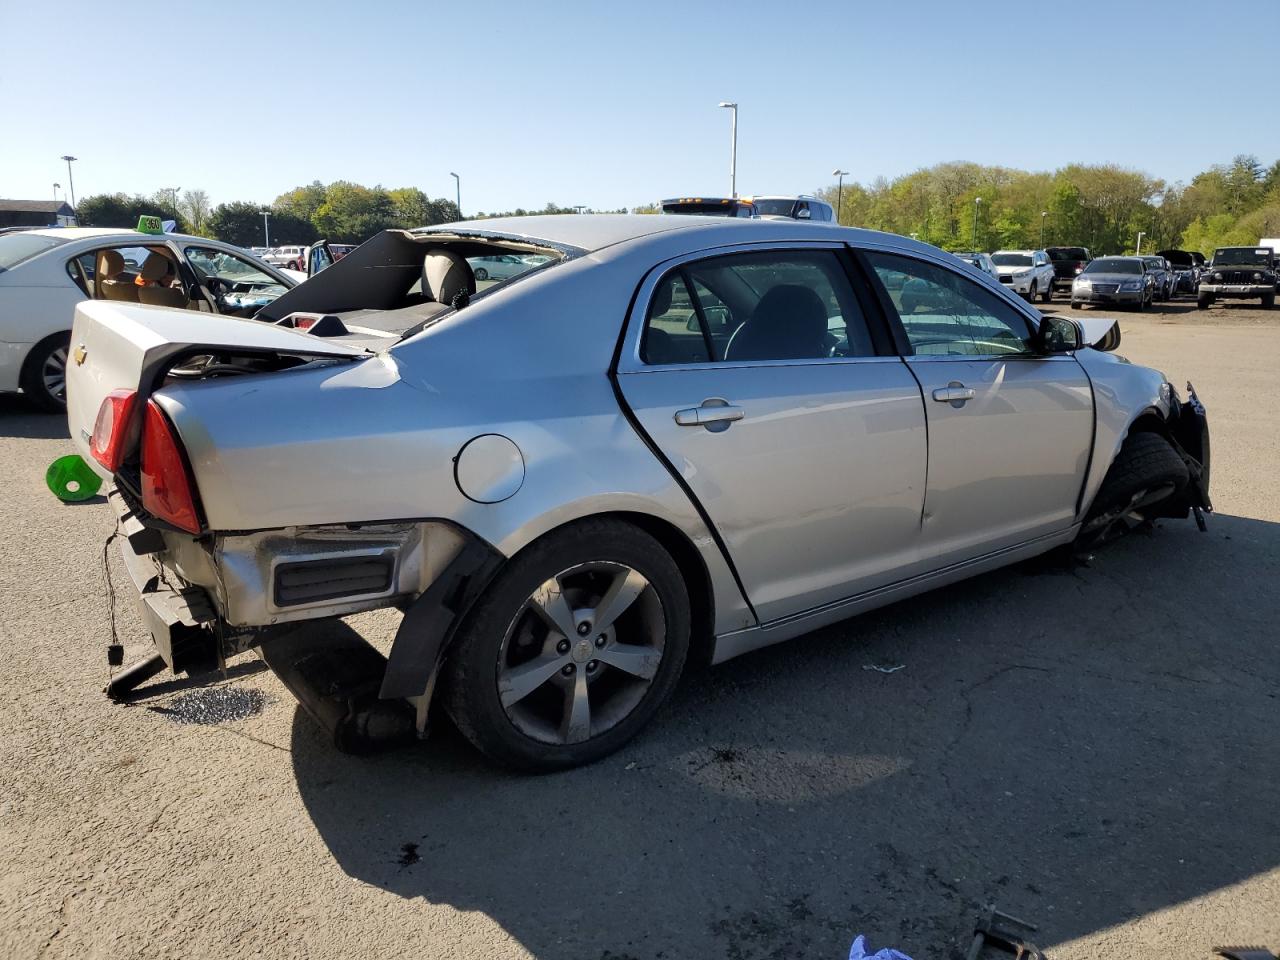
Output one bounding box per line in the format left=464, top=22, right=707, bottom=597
left=1, top=300, right=1276, bottom=960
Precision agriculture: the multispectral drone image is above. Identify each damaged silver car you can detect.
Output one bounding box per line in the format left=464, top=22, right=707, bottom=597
left=66, top=216, right=1212, bottom=771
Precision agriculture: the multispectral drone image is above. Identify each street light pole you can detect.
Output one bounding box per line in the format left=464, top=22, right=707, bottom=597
left=832, top=168, right=849, bottom=225
left=1040, top=210, right=1048, bottom=247
left=60, top=155, right=77, bottom=210
left=973, top=197, right=982, bottom=251
left=165, top=186, right=181, bottom=217
left=53, top=183, right=60, bottom=202
left=1135, top=231, right=1145, bottom=255
left=718, top=102, right=738, bottom=198
left=450, top=172, right=461, bottom=219
left=261, top=210, right=271, bottom=248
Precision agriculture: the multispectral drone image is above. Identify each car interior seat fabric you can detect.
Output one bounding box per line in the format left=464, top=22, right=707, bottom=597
left=725, top=284, right=830, bottom=361
left=136, top=253, right=188, bottom=308
left=422, top=249, right=476, bottom=307
left=97, top=249, right=140, bottom=303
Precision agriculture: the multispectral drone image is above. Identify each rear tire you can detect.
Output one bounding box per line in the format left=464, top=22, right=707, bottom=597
left=474, top=268, right=489, bottom=281
left=1263, top=293, right=1275, bottom=309
left=1078, top=432, right=1189, bottom=550
left=19, top=332, right=71, bottom=412
left=1070, top=300, right=1082, bottom=310
left=1197, top=293, right=1213, bottom=309
left=443, top=518, right=691, bottom=772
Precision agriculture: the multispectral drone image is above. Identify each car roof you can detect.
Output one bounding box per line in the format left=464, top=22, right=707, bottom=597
left=18, top=226, right=226, bottom=245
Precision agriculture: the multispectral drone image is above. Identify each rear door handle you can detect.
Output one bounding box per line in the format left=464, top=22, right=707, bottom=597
left=674, top=398, right=744, bottom=428
left=931, top=382, right=976, bottom=407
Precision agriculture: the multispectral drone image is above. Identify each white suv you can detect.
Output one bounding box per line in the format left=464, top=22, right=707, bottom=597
left=262, top=245, right=308, bottom=270
left=991, top=249, right=1056, bottom=302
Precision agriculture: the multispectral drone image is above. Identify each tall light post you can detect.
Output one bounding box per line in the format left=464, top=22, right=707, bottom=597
left=1040, top=210, right=1048, bottom=247
left=972, top=196, right=982, bottom=251
left=450, top=172, right=461, bottom=219
left=53, top=183, right=60, bottom=202
left=718, top=101, right=738, bottom=198
left=1135, top=231, right=1146, bottom=255
left=261, top=209, right=271, bottom=248
left=164, top=186, right=181, bottom=218
left=833, top=168, right=849, bottom=225
left=60, top=155, right=77, bottom=210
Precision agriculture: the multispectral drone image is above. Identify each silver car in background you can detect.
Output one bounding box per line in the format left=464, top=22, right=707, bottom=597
left=65, top=216, right=1211, bottom=771
left=950, top=251, right=1000, bottom=281
left=1071, top=256, right=1154, bottom=310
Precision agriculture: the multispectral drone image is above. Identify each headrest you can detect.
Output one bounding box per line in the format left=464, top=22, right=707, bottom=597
left=140, top=253, right=172, bottom=282
left=422, top=249, right=476, bottom=306
left=727, top=284, right=829, bottom=361
left=99, top=249, right=126, bottom=277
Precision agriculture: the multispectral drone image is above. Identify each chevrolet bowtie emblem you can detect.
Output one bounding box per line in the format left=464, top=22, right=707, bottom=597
left=73, top=345, right=87, bottom=366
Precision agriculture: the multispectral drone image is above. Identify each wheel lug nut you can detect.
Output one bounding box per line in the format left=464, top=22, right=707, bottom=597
left=562, top=664, right=575, bottom=676
left=594, top=636, right=606, bottom=648
left=587, top=660, right=598, bottom=672
left=556, top=640, right=570, bottom=654
left=576, top=622, right=591, bottom=636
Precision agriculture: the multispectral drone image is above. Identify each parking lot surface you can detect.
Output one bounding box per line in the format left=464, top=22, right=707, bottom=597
left=1, top=300, right=1277, bottom=960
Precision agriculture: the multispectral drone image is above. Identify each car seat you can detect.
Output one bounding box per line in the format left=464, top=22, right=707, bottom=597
left=422, top=249, right=476, bottom=307
left=724, top=284, right=829, bottom=361
left=136, top=253, right=188, bottom=309
left=97, top=249, right=140, bottom=303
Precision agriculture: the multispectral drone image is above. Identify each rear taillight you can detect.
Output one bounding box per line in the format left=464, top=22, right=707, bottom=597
left=141, top=400, right=202, bottom=534
left=90, top=389, right=138, bottom=472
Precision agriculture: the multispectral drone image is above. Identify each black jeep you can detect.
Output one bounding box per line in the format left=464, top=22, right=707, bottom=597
left=1197, top=246, right=1276, bottom=309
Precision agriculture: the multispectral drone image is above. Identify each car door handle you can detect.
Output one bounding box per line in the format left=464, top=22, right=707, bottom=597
left=674, top=399, right=744, bottom=427
left=932, top=382, right=977, bottom=406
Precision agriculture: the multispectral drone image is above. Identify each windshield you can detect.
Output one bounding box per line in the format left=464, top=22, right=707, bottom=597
left=0, top=233, right=68, bottom=271
left=751, top=199, right=798, bottom=217
left=992, top=253, right=1032, bottom=266
left=1084, top=258, right=1142, bottom=275
left=1047, top=247, right=1088, bottom=261
left=1212, top=247, right=1272, bottom=266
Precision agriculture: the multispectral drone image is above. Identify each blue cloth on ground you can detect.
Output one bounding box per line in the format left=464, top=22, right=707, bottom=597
left=849, top=934, right=913, bottom=960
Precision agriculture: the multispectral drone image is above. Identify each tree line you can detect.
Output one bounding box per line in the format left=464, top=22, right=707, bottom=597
left=73, top=154, right=1280, bottom=255
left=814, top=154, right=1280, bottom=255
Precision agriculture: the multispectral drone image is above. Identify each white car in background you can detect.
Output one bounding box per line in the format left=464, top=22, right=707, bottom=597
left=992, top=249, right=1056, bottom=302
left=950, top=251, right=1000, bottom=281
left=471, top=253, right=540, bottom=281
left=262, top=245, right=308, bottom=270
left=0, top=227, right=297, bottom=409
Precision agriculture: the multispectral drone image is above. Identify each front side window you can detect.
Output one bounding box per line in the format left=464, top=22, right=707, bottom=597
left=866, top=251, right=1035, bottom=357
left=641, top=250, right=875, bottom=365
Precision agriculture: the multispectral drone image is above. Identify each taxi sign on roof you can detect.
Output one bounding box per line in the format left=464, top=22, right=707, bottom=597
left=136, top=215, right=164, bottom=235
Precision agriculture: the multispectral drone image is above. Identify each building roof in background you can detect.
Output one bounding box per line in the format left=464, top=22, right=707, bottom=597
left=0, top=199, right=76, bottom=214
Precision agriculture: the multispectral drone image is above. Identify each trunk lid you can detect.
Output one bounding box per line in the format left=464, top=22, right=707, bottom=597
left=67, top=301, right=367, bottom=478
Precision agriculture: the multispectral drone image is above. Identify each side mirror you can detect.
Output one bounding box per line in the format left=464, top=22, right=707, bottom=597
left=1037, top=314, right=1082, bottom=353
left=796, top=207, right=812, bottom=220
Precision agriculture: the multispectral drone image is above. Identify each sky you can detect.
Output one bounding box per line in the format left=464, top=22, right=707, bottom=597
left=2, top=0, right=1277, bottom=215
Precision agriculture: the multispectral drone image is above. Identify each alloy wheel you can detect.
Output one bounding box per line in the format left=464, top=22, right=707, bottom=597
left=42, top=345, right=68, bottom=404
left=496, top=561, right=665, bottom=745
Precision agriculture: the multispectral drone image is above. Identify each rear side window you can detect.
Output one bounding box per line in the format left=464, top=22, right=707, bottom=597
left=641, top=250, right=876, bottom=365
left=0, top=233, right=67, bottom=271
left=866, top=251, right=1035, bottom=357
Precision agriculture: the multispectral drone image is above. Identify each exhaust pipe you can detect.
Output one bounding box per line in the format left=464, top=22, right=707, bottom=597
left=258, top=621, right=416, bottom=754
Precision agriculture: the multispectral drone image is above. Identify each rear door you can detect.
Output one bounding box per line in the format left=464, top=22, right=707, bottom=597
left=616, top=243, right=928, bottom=623
left=861, top=249, right=1093, bottom=568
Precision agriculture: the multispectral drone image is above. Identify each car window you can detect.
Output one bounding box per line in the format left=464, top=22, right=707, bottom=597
left=866, top=251, right=1035, bottom=357
left=184, top=245, right=284, bottom=288
left=641, top=250, right=875, bottom=365
left=0, top=233, right=69, bottom=271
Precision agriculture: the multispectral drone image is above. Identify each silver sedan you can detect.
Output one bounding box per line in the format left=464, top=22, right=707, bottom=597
left=65, top=216, right=1212, bottom=771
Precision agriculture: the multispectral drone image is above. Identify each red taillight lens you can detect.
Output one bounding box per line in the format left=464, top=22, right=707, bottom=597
left=140, top=400, right=202, bottom=534
left=89, top=389, right=138, bottom=472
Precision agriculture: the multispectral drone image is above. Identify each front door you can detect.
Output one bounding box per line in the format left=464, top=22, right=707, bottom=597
left=616, top=246, right=928, bottom=623
left=863, top=249, right=1094, bottom=568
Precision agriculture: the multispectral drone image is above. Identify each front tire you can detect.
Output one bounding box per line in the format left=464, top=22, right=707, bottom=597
left=1078, top=432, right=1189, bottom=550
left=443, top=518, right=691, bottom=772
left=1040, top=282, right=1052, bottom=303
left=1197, top=293, right=1213, bottom=309
left=1027, top=281, right=1037, bottom=302
left=19, top=332, right=71, bottom=412
left=1263, top=293, right=1275, bottom=309
left=474, top=267, right=489, bottom=281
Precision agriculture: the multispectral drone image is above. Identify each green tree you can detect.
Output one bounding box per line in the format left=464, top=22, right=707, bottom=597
left=77, top=192, right=185, bottom=230
left=178, top=189, right=211, bottom=235
left=273, top=181, right=327, bottom=223
left=208, top=201, right=271, bottom=247
left=312, top=181, right=394, bottom=242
